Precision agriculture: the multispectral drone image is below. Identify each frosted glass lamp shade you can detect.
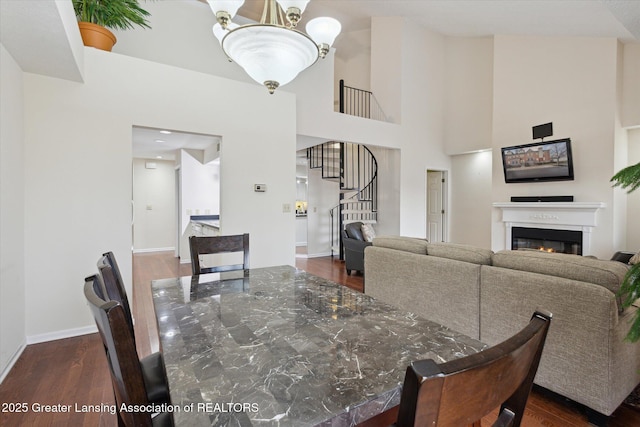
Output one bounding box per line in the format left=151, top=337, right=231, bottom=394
left=276, top=0, right=310, bottom=14
left=207, top=0, right=244, bottom=17
left=213, top=22, right=239, bottom=44
left=222, top=25, right=319, bottom=92
left=306, top=17, right=341, bottom=46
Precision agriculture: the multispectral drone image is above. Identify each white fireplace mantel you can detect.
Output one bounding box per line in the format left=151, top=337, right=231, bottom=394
left=492, top=202, right=606, bottom=255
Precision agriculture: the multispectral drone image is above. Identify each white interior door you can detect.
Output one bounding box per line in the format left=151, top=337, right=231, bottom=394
left=427, top=170, right=446, bottom=242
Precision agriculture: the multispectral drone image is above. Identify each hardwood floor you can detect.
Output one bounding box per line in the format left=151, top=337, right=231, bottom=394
left=1, top=251, right=639, bottom=426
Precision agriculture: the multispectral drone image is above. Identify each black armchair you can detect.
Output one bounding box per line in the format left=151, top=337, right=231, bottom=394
left=342, top=222, right=372, bottom=275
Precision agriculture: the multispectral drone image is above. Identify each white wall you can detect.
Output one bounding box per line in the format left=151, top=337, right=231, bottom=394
left=179, top=150, right=220, bottom=260
left=444, top=37, right=494, bottom=154
left=0, top=45, right=26, bottom=378
left=450, top=151, right=493, bottom=248
left=613, top=41, right=628, bottom=253
left=622, top=43, right=640, bottom=128
left=491, top=36, right=620, bottom=259
left=371, top=18, right=403, bottom=125
left=367, top=145, right=401, bottom=236
left=22, top=48, right=296, bottom=340
left=627, top=128, right=640, bottom=251
left=112, top=0, right=254, bottom=88
left=132, top=158, right=176, bottom=252
left=334, top=28, right=372, bottom=107
left=383, top=20, right=451, bottom=238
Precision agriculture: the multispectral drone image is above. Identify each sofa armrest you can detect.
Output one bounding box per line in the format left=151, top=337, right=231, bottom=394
left=480, top=265, right=640, bottom=415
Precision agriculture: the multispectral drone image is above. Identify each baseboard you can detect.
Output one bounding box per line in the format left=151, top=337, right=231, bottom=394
left=0, top=339, right=26, bottom=384
left=132, top=247, right=175, bottom=254
left=306, top=251, right=333, bottom=258
left=26, top=324, right=97, bottom=345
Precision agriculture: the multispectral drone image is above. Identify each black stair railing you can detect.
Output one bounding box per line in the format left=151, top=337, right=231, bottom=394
left=339, top=79, right=387, bottom=122
left=310, top=141, right=377, bottom=258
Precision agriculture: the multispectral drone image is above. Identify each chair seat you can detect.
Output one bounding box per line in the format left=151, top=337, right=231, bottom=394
left=141, top=352, right=171, bottom=405
left=152, top=412, right=175, bottom=427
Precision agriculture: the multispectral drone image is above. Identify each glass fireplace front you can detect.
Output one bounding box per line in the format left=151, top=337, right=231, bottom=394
left=511, top=227, right=582, bottom=255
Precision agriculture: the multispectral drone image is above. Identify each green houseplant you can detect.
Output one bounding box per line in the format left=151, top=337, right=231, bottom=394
left=612, top=161, right=640, bottom=341
left=73, top=0, right=151, bottom=51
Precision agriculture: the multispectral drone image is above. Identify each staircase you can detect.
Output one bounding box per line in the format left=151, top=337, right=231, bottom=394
left=307, top=141, right=378, bottom=258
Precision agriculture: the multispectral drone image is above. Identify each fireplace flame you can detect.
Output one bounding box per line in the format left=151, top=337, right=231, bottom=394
left=538, top=247, right=555, bottom=253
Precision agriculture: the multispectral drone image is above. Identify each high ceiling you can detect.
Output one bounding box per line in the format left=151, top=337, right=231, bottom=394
left=231, top=0, right=640, bottom=41
left=3, top=0, right=639, bottom=84
left=2, top=1, right=639, bottom=159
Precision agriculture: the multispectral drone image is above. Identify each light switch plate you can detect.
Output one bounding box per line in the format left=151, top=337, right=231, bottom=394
left=254, top=184, right=266, bottom=192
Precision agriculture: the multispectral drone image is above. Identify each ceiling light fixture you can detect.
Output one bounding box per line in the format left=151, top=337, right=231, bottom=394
left=208, top=0, right=341, bottom=94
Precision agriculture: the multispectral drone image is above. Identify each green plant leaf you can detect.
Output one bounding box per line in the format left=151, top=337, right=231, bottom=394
left=611, top=162, right=640, bottom=194
left=73, top=0, right=152, bottom=30
left=625, top=310, right=640, bottom=343
left=618, top=263, right=640, bottom=342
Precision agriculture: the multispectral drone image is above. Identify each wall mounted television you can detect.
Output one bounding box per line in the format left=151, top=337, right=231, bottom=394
left=501, top=138, right=574, bottom=183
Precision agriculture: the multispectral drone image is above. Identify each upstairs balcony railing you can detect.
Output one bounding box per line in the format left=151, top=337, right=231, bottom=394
left=339, top=80, right=387, bottom=122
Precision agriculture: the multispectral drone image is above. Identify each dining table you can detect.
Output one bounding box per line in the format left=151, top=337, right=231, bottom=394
left=151, top=265, right=486, bottom=427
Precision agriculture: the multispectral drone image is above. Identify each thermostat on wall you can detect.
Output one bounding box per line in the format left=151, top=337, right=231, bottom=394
left=254, top=184, right=267, bottom=192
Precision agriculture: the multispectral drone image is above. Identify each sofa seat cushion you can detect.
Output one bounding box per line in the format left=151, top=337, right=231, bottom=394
left=372, top=236, right=428, bottom=254
left=492, top=250, right=628, bottom=296
left=426, top=242, right=493, bottom=265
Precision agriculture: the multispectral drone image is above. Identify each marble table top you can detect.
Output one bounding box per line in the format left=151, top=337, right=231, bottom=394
left=151, top=266, right=485, bottom=427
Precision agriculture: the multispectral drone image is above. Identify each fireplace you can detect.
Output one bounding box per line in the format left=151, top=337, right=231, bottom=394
left=493, top=201, right=605, bottom=256
left=511, top=227, right=582, bottom=255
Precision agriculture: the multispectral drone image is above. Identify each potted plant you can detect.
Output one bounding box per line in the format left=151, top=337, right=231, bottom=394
left=73, top=0, right=152, bottom=51
left=612, top=162, right=640, bottom=341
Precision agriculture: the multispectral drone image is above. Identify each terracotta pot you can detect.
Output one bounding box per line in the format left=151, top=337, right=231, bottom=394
left=78, top=22, right=117, bottom=51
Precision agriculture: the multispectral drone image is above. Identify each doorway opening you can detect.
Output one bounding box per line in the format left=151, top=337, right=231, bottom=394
left=426, top=170, right=448, bottom=242
left=131, top=125, right=220, bottom=261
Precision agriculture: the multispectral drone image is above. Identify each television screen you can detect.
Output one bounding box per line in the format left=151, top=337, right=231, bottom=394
left=501, top=138, right=574, bottom=183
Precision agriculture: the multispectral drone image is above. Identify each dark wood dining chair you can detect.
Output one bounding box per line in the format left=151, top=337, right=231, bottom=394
left=96, top=253, right=172, bottom=406
left=98, top=252, right=133, bottom=335
left=189, top=233, right=250, bottom=274
left=84, top=274, right=174, bottom=427
left=358, top=310, right=552, bottom=427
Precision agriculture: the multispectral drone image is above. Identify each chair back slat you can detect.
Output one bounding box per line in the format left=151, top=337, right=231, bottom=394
left=97, top=252, right=135, bottom=339
left=84, top=274, right=152, bottom=427
left=189, top=233, right=250, bottom=275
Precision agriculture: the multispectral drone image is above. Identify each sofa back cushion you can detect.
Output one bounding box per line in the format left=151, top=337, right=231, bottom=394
left=492, top=250, right=628, bottom=296
left=372, top=236, right=428, bottom=254
left=426, top=243, right=493, bottom=265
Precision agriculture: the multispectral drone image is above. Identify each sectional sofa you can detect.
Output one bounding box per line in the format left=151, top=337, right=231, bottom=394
left=364, top=236, right=640, bottom=424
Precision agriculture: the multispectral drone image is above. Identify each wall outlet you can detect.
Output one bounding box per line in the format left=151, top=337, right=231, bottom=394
left=283, top=203, right=291, bottom=213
